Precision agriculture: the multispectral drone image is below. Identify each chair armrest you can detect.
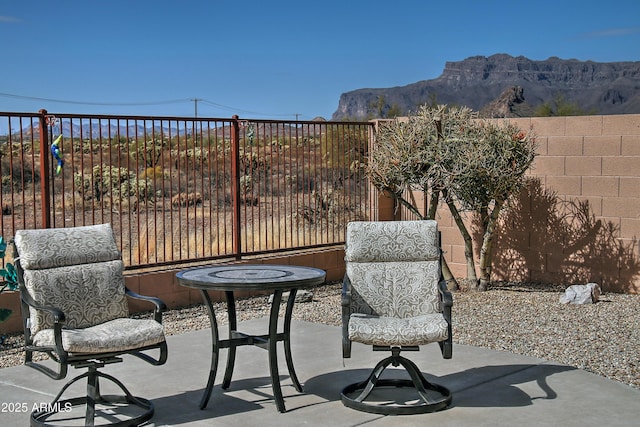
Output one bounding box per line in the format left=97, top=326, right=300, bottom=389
left=438, top=280, right=453, bottom=308
left=125, top=288, right=167, bottom=311
left=341, top=274, right=352, bottom=358
left=17, top=274, right=69, bottom=376
left=19, top=283, right=66, bottom=324
left=125, top=288, right=167, bottom=323
left=438, top=279, right=453, bottom=321
left=341, top=275, right=352, bottom=307
left=438, top=279, right=453, bottom=359
left=15, top=258, right=65, bottom=324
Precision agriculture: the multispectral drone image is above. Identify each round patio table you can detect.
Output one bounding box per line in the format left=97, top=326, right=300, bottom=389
left=176, top=264, right=326, bottom=413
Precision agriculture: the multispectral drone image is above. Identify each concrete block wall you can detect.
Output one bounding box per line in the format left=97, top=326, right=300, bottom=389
left=431, top=114, right=640, bottom=293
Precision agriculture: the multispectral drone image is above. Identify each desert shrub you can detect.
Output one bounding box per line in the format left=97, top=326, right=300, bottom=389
left=171, top=147, right=211, bottom=171
left=73, top=165, right=159, bottom=203
left=1, top=160, right=39, bottom=192
left=291, top=168, right=315, bottom=193
left=0, top=142, right=29, bottom=158
left=239, top=151, right=269, bottom=176
left=140, top=165, right=168, bottom=180
left=72, top=138, right=110, bottom=154
left=239, top=174, right=258, bottom=205
left=130, top=139, right=167, bottom=168
left=295, top=188, right=364, bottom=227
left=123, top=177, right=156, bottom=202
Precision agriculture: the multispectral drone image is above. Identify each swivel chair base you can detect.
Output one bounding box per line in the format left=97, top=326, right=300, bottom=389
left=30, top=365, right=154, bottom=427
left=341, top=351, right=451, bottom=415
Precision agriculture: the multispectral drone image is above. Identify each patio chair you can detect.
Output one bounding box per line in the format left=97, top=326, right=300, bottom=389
left=14, top=223, right=167, bottom=427
left=341, top=220, right=453, bottom=415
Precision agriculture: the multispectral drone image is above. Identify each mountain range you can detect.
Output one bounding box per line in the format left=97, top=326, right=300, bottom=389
left=331, top=54, right=640, bottom=119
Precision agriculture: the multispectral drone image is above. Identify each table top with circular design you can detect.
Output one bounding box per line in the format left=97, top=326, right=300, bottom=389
left=176, top=264, right=327, bottom=291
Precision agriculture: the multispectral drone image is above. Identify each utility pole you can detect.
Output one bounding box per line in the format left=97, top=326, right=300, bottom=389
left=190, top=98, right=201, bottom=117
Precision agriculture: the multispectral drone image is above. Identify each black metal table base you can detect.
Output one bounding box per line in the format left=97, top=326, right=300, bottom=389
left=199, top=288, right=302, bottom=413
left=341, top=352, right=451, bottom=415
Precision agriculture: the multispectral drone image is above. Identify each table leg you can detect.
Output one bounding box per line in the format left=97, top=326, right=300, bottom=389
left=284, top=288, right=303, bottom=392
left=200, top=290, right=220, bottom=410
left=269, top=289, right=286, bottom=412
left=222, top=290, right=236, bottom=389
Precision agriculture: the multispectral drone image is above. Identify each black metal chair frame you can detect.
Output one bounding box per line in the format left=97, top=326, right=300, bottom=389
left=16, top=259, right=168, bottom=427
left=341, top=230, right=453, bottom=415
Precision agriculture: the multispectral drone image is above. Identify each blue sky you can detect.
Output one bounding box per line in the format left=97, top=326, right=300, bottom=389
left=1, top=0, right=639, bottom=120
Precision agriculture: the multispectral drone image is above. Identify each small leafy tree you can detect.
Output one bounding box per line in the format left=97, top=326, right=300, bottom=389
left=368, top=95, right=403, bottom=119
left=534, top=94, right=597, bottom=116
left=447, top=118, right=537, bottom=290
left=368, top=105, right=536, bottom=290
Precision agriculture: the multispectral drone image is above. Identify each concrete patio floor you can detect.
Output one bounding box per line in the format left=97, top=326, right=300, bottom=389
left=1, top=318, right=639, bottom=426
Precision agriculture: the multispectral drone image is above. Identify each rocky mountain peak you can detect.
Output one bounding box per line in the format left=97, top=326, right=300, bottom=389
left=332, top=54, right=640, bottom=120
left=479, top=86, right=526, bottom=118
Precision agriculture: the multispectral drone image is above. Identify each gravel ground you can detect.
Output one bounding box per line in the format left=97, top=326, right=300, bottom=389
left=1, top=282, right=638, bottom=390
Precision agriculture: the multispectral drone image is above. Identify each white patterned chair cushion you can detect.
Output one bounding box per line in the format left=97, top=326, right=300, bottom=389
left=345, top=220, right=448, bottom=346
left=14, top=224, right=129, bottom=335
left=21, top=261, right=129, bottom=334
left=345, top=220, right=440, bottom=263
left=15, top=223, right=122, bottom=270
left=349, top=313, right=449, bottom=346
left=346, top=261, right=442, bottom=317
left=32, top=318, right=165, bottom=354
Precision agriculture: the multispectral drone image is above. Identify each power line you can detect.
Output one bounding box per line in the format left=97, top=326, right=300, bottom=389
left=0, top=92, right=304, bottom=119
left=0, top=92, right=189, bottom=106
left=198, top=99, right=298, bottom=118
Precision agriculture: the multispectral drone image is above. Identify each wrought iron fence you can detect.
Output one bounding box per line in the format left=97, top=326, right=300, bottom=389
left=0, top=110, right=374, bottom=270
